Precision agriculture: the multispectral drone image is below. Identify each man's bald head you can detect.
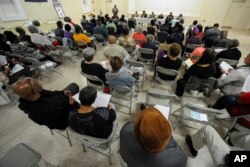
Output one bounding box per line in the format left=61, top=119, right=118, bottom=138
left=108, top=35, right=117, bottom=44
left=12, top=77, right=42, bottom=99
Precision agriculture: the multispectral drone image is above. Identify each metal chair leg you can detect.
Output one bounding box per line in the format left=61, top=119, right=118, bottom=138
left=108, top=141, right=112, bottom=165
left=65, top=130, right=72, bottom=147
left=50, top=129, right=54, bottom=135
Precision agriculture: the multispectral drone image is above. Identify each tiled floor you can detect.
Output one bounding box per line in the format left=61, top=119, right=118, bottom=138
left=0, top=29, right=249, bottom=167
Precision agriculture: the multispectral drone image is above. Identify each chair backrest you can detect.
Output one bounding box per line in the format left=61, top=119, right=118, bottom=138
left=93, top=34, right=105, bottom=42
left=215, top=58, right=239, bottom=67
left=128, top=19, right=136, bottom=29
left=185, top=76, right=217, bottom=97
left=126, top=59, right=145, bottom=68
left=145, top=90, right=176, bottom=108
left=153, top=40, right=160, bottom=47
left=157, top=31, right=168, bottom=43
left=81, top=72, right=105, bottom=89
left=138, top=48, right=155, bottom=61
left=84, top=32, right=92, bottom=37
left=147, top=27, right=155, bottom=35
left=184, top=44, right=202, bottom=54
left=107, top=27, right=115, bottom=35
left=171, top=33, right=183, bottom=44
left=156, top=66, right=178, bottom=79
left=108, top=83, right=131, bottom=93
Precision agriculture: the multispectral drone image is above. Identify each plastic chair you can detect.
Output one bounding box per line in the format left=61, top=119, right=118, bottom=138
left=81, top=72, right=105, bottom=91
left=125, top=59, right=147, bottom=88
left=107, top=83, right=133, bottom=115
left=50, top=129, right=72, bottom=147
left=0, top=143, right=41, bottom=167
left=154, top=66, right=178, bottom=93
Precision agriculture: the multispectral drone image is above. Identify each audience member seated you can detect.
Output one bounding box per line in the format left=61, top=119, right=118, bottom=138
left=15, top=27, right=35, bottom=47
left=213, top=93, right=250, bottom=132
left=81, top=47, right=108, bottom=86
left=214, top=30, right=229, bottom=48
left=148, top=12, right=155, bottom=19
left=93, top=20, right=108, bottom=40
left=141, top=35, right=157, bottom=60
left=64, top=24, right=73, bottom=39
left=156, top=43, right=182, bottom=80
left=106, top=19, right=117, bottom=33
left=118, top=28, right=136, bottom=52
left=185, top=28, right=202, bottom=46
left=105, top=56, right=135, bottom=89
left=170, top=24, right=184, bottom=46
left=216, top=39, right=241, bottom=61
left=189, top=39, right=213, bottom=63
left=12, top=78, right=80, bottom=130
left=63, top=16, right=76, bottom=33
left=176, top=14, right=184, bottom=21
left=68, top=86, right=116, bottom=138
left=203, top=23, right=220, bottom=44
left=186, top=20, right=198, bottom=37
left=157, top=36, right=175, bottom=60
left=128, top=15, right=137, bottom=29
left=0, top=34, right=12, bottom=52
left=32, top=20, right=44, bottom=35
left=28, top=25, right=52, bottom=46
left=120, top=14, right=127, bottom=23
left=132, top=26, right=146, bottom=47
left=216, top=53, right=250, bottom=95
left=141, top=10, right=147, bottom=18
left=54, top=21, right=64, bottom=38
left=196, top=24, right=204, bottom=38
left=147, top=20, right=157, bottom=36
left=120, top=107, right=187, bottom=167
left=186, top=125, right=249, bottom=167
left=80, top=15, right=89, bottom=29
left=73, top=26, right=91, bottom=46
left=103, top=35, right=129, bottom=60
left=176, top=49, right=216, bottom=97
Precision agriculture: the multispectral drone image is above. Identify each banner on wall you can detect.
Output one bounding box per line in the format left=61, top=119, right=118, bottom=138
left=52, top=0, right=65, bottom=19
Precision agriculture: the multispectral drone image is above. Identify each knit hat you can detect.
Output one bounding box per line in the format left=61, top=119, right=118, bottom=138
left=134, top=107, right=172, bottom=153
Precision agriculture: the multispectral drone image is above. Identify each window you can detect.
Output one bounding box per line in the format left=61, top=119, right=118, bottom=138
left=0, top=0, right=27, bottom=21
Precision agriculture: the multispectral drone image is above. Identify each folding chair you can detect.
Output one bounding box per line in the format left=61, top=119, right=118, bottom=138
left=182, top=44, right=202, bottom=61
left=154, top=66, right=178, bottom=93
left=93, top=34, right=106, bottom=50
left=0, top=82, right=11, bottom=106
left=153, top=40, right=160, bottom=48
left=145, top=90, right=176, bottom=111
left=56, top=46, right=78, bottom=66
left=125, top=59, right=147, bottom=88
left=215, top=58, right=239, bottom=68
left=107, top=83, right=133, bottom=115
left=138, top=48, right=155, bottom=66
left=81, top=72, right=105, bottom=91
left=68, top=121, right=118, bottom=165
left=172, top=103, right=222, bottom=130
left=50, top=129, right=72, bottom=147
left=0, top=143, right=41, bottom=167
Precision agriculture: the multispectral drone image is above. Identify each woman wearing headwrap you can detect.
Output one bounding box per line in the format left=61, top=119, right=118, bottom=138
left=120, top=107, right=187, bottom=167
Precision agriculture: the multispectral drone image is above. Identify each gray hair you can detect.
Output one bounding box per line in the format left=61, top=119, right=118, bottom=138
left=135, top=25, right=143, bottom=33
left=146, top=34, right=155, bottom=42
left=227, top=39, right=239, bottom=49
left=82, top=47, right=95, bottom=61
left=28, top=25, right=39, bottom=34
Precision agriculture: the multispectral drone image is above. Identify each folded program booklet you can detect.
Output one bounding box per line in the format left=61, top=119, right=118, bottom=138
left=219, top=61, right=234, bottom=73
left=154, top=105, right=170, bottom=120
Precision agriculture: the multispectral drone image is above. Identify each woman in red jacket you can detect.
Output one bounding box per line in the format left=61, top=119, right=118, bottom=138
left=213, top=92, right=250, bottom=129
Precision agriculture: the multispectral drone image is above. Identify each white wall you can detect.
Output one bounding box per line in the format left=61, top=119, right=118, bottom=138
left=0, top=0, right=249, bottom=31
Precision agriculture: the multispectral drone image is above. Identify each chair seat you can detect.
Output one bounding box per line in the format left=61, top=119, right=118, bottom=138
left=110, top=90, right=132, bottom=101
left=0, top=143, right=41, bottom=167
